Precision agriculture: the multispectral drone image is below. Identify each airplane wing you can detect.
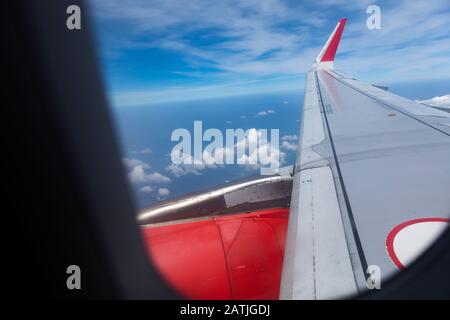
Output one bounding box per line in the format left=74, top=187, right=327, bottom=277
left=135, top=18, right=449, bottom=300
left=280, top=18, right=450, bottom=299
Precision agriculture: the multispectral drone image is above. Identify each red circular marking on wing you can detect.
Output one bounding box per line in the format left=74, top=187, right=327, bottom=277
left=386, top=218, right=450, bottom=270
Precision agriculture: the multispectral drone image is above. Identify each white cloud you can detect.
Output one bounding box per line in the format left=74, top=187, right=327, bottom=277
left=131, top=148, right=152, bottom=155
left=235, top=128, right=286, bottom=170
left=128, top=165, right=171, bottom=184
left=123, top=158, right=171, bottom=184
left=280, top=134, right=298, bottom=151
left=418, top=94, right=450, bottom=108
left=281, top=140, right=298, bottom=151
left=158, top=188, right=170, bottom=196
left=123, top=157, right=149, bottom=169
left=165, top=152, right=219, bottom=177
left=139, top=186, right=154, bottom=193
left=165, top=163, right=188, bottom=177
left=257, top=109, right=275, bottom=116
left=166, top=162, right=204, bottom=177
left=281, top=134, right=298, bottom=141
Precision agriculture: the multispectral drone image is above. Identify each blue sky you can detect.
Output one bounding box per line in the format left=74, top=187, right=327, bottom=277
left=88, top=0, right=450, bottom=207
left=90, top=0, right=450, bottom=106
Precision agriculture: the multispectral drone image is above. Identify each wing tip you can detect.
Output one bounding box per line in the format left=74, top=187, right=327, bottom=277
left=314, top=18, right=347, bottom=68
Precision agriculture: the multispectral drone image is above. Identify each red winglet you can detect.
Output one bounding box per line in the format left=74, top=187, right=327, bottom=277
left=316, top=18, right=347, bottom=63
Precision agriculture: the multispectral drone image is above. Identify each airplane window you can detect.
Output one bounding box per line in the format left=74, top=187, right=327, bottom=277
left=88, top=0, right=450, bottom=300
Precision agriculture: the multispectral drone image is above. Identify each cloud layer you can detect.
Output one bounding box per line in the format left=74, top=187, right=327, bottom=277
left=91, top=0, right=450, bottom=105
left=418, top=94, right=450, bottom=108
